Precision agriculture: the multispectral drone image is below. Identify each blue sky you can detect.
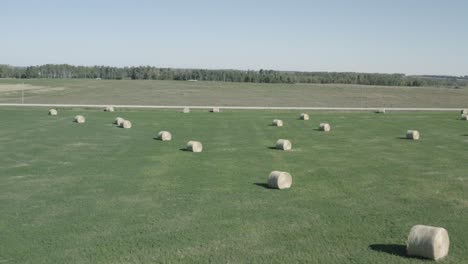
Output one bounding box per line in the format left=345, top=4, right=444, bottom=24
left=1, top=0, right=467, bottom=75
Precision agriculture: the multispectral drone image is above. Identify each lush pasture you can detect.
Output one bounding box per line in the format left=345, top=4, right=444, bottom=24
left=0, top=108, right=467, bottom=263
left=1, top=79, right=468, bottom=108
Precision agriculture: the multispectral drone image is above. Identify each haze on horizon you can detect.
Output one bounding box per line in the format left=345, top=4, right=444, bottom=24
left=1, top=0, right=467, bottom=76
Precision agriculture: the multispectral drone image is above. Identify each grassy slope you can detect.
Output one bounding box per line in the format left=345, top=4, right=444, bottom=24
left=1, top=79, right=468, bottom=107
left=0, top=108, right=467, bottom=263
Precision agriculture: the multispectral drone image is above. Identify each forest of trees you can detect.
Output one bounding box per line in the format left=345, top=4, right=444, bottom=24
left=0, top=64, right=467, bottom=87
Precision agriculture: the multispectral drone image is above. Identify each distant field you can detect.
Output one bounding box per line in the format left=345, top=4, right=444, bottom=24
left=0, top=79, right=467, bottom=108
left=1, top=108, right=467, bottom=263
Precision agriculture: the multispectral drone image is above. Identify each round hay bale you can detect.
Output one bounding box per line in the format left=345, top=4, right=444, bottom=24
left=276, top=139, right=292, bottom=151
left=120, top=120, right=132, bottom=129
left=300, top=113, right=309, bottom=120
left=460, top=109, right=468, bottom=115
left=461, top=114, right=468, bottom=121
left=267, top=171, right=292, bottom=189
left=158, top=131, right=172, bottom=141
left=211, top=107, right=220, bottom=113
left=319, top=123, right=331, bottom=132
left=114, top=117, right=124, bottom=126
left=406, top=130, right=420, bottom=140
left=74, top=115, right=85, bottom=124
left=48, top=109, right=58, bottom=116
left=104, top=106, right=115, bottom=112
left=187, top=141, right=203, bottom=152
left=407, top=225, right=449, bottom=260
left=182, top=107, right=190, bottom=113
left=272, top=119, right=283, bottom=127
left=376, top=109, right=386, bottom=114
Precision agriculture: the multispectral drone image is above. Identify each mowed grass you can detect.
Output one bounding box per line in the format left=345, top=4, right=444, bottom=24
left=0, top=108, right=467, bottom=263
left=1, top=78, right=468, bottom=107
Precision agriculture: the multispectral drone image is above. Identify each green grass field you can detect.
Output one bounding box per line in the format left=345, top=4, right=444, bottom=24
left=1, top=79, right=468, bottom=107
left=1, top=107, right=467, bottom=263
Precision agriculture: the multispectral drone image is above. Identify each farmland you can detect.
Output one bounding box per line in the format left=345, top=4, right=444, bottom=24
left=1, top=79, right=468, bottom=108
left=1, top=105, right=467, bottom=263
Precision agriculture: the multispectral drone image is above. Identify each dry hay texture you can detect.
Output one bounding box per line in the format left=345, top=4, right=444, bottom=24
left=272, top=119, right=283, bottom=127
left=300, top=113, right=309, bottom=120
left=461, top=114, right=468, bottom=121
left=48, top=109, right=58, bottom=116
left=114, top=117, right=125, bottom=126
left=461, top=109, right=468, bottom=115
left=276, top=139, right=292, bottom=151
left=376, top=108, right=386, bottom=114
left=120, top=120, right=132, bottom=129
left=319, top=123, right=331, bottom=132
left=267, top=171, right=292, bottom=189
left=187, top=141, right=203, bottom=152
left=406, top=130, right=420, bottom=140
left=104, top=106, right=115, bottom=112
left=182, top=107, right=190, bottom=113
left=407, top=225, right=450, bottom=260
left=211, top=107, right=220, bottom=113
left=74, top=115, right=85, bottom=124
left=158, top=131, right=172, bottom=141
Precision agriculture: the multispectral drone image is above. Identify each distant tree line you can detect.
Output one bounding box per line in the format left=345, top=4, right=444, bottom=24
left=0, top=64, right=466, bottom=87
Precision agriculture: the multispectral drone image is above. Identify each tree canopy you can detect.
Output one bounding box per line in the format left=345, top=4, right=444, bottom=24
left=0, top=64, right=466, bottom=87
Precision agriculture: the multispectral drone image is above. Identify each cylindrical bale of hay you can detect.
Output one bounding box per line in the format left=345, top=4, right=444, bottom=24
left=406, top=130, right=420, bottom=140
left=182, top=107, right=190, bottom=113
left=276, top=139, right=292, bottom=151
left=187, top=141, right=203, bottom=152
left=407, top=225, right=449, bottom=260
left=460, top=109, right=468, bottom=115
left=74, top=115, right=85, bottom=123
left=376, top=108, right=386, bottom=114
left=48, top=109, right=58, bottom=116
left=267, top=171, right=292, bottom=189
left=461, top=114, right=468, bottom=121
left=319, top=123, right=331, bottom=132
left=272, top=119, right=283, bottom=127
left=300, top=113, right=309, bottom=120
left=104, top=106, right=115, bottom=112
left=211, top=107, right=220, bottom=113
left=120, top=120, right=132, bottom=129
left=114, top=117, right=124, bottom=126
left=158, top=131, right=172, bottom=141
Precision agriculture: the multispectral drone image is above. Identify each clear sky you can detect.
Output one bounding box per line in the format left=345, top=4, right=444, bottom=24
left=1, top=0, right=467, bottom=75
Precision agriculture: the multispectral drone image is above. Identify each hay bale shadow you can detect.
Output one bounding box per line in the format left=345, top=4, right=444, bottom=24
left=369, top=244, right=431, bottom=260
left=253, top=183, right=270, bottom=189
left=369, top=244, right=408, bottom=258
left=267, top=146, right=278, bottom=150
left=397, top=137, right=409, bottom=140
left=179, top=148, right=190, bottom=152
